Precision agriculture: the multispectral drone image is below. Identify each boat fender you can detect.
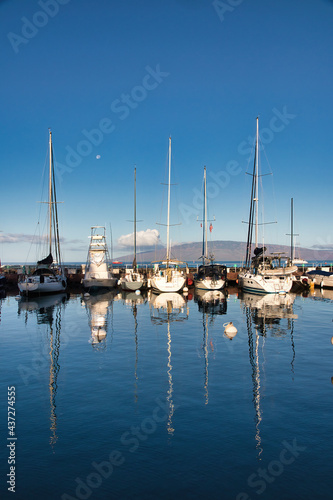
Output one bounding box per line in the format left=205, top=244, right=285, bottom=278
left=135, top=290, right=141, bottom=295
left=117, top=280, right=121, bottom=285
left=223, top=322, right=237, bottom=339
left=183, top=286, right=188, bottom=292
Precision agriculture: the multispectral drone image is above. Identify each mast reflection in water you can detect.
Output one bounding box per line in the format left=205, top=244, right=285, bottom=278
left=121, top=290, right=147, bottom=403
left=194, top=289, right=227, bottom=405
left=18, top=293, right=67, bottom=448
left=239, top=291, right=298, bottom=458
left=149, top=292, right=189, bottom=435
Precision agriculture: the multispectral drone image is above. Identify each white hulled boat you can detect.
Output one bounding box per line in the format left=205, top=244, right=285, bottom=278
left=150, top=138, right=187, bottom=293
left=82, top=226, right=117, bottom=291
left=18, top=131, right=67, bottom=296
left=120, top=168, right=145, bottom=291
left=306, top=269, right=333, bottom=289
left=194, top=167, right=226, bottom=290
left=238, top=117, right=297, bottom=295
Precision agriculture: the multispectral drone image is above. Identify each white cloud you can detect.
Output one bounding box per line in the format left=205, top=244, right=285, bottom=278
left=117, top=229, right=161, bottom=249
left=0, top=233, right=38, bottom=244
left=0, top=233, right=83, bottom=246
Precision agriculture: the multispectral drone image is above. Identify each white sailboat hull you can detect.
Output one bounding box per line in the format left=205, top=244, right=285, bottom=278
left=238, top=272, right=293, bottom=294
left=194, top=278, right=225, bottom=290
left=120, top=270, right=144, bottom=291
left=18, top=276, right=67, bottom=295
left=121, top=280, right=143, bottom=291
left=151, top=274, right=186, bottom=293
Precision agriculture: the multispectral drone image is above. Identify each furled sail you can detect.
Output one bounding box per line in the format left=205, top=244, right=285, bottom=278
left=37, top=253, right=53, bottom=266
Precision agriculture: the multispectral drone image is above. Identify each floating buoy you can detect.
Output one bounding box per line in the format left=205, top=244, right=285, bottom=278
left=84, top=292, right=90, bottom=298
left=135, top=290, right=141, bottom=295
left=183, top=286, right=188, bottom=292
left=223, top=321, right=237, bottom=339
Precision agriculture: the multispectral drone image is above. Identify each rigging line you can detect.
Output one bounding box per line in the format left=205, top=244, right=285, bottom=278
left=156, top=148, right=169, bottom=257
left=24, top=221, right=41, bottom=265
left=245, top=135, right=256, bottom=175
left=52, top=149, right=62, bottom=266
left=260, top=137, right=278, bottom=242
left=51, top=147, right=63, bottom=263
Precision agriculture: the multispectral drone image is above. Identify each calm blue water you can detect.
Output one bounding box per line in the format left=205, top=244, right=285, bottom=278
left=0, top=287, right=332, bottom=500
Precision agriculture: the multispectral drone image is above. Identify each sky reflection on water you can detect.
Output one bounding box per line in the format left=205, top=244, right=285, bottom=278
left=0, top=287, right=332, bottom=499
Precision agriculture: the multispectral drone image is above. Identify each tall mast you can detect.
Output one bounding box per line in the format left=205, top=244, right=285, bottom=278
left=291, top=197, right=294, bottom=262
left=204, top=166, right=208, bottom=262
left=133, top=167, right=137, bottom=269
left=166, top=137, right=171, bottom=262
left=255, top=117, right=259, bottom=249
left=48, top=130, right=53, bottom=256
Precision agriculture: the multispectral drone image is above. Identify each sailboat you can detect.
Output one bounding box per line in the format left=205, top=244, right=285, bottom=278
left=82, top=226, right=117, bottom=291
left=238, top=117, right=297, bottom=294
left=120, top=168, right=145, bottom=291
left=18, top=131, right=67, bottom=296
left=194, top=167, right=227, bottom=290
left=150, top=138, right=187, bottom=293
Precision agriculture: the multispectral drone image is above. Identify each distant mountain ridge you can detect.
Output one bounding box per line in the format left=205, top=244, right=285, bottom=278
left=117, top=240, right=333, bottom=263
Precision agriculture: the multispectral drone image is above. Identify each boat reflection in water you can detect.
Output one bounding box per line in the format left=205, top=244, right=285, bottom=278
left=0, top=289, right=6, bottom=325
left=195, top=289, right=227, bottom=405
left=309, top=287, right=333, bottom=302
left=149, top=292, right=189, bottom=435
left=83, top=290, right=117, bottom=349
left=194, top=288, right=227, bottom=315
left=239, top=292, right=298, bottom=337
left=18, top=293, right=68, bottom=448
left=121, top=290, right=147, bottom=403
left=239, top=292, right=298, bottom=458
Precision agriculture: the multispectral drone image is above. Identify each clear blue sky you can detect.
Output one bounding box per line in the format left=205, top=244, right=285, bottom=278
left=1, top=0, right=332, bottom=263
